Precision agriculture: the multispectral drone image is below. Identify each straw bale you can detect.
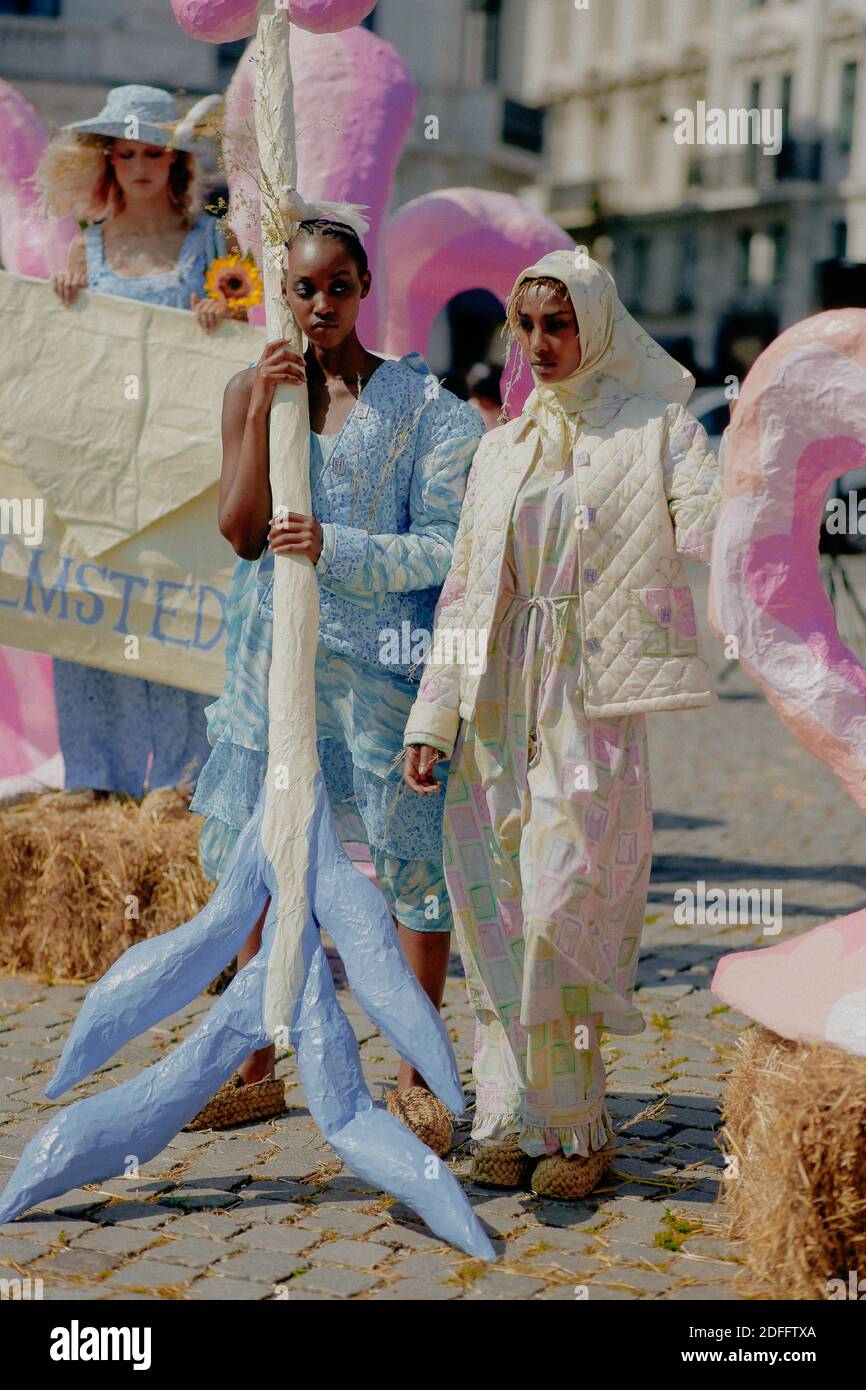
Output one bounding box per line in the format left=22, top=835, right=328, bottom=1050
left=0, top=789, right=214, bottom=981
left=722, top=1024, right=866, bottom=1299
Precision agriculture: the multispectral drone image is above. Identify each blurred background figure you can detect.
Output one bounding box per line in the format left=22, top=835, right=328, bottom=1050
left=465, top=360, right=503, bottom=430
left=34, top=83, right=234, bottom=799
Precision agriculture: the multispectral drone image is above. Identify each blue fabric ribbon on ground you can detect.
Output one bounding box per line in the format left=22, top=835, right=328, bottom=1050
left=0, top=779, right=494, bottom=1260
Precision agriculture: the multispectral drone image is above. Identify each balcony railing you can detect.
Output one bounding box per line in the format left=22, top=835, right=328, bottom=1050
left=687, top=138, right=823, bottom=192
left=549, top=180, right=604, bottom=215
left=774, top=138, right=823, bottom=182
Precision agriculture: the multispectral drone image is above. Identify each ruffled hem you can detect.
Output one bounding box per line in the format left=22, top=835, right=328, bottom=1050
left=471, top=1103, right=616, bottom=1160
left=189, top=740, right=267, bottom=830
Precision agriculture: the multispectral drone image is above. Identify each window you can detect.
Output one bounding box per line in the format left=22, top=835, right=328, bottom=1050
left=773, top=71, right=794, bottom=176
left=502, top=99, right=545, bottom=154
left=0, top=1, right=62, bottom=12
left=633, top=236, right=652, bottom=302
left=739, top=228, right=782, bottom=288
left=738, top=228, right=752, bottom=287
left=745, top=77, right=762, bottom=181
left=833, top=220, right=848, bottom=259
left=637, top=103, right=658, bottom=184
left=840, top=61, right=858, bottom=154
left=469, top=0, right=502, bottom=83
left=769, top=223, right=788, bottom=284
left=676, top=232, right=698, bottom=312
left=780, top=72, right=793, bottom=142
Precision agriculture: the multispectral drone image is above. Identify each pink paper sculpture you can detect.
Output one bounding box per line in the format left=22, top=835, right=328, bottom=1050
left=0, top=647, right=61, bottom=793
left=170, top=0, right=376, bottom=41
left=382, top=187, right=573, bottom=408
left=0, top=80, right=76, bottom=277
left=710, top=311, right=866, bottom=1056
left=713, top=909, right=866, bottom=1057
left=709, top=310, right=866, bottom=815
left=223, top=22, right=416, bottom=342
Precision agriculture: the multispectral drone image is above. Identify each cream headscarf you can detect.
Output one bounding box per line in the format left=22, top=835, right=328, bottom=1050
left=508, top=249, right=696, bottom=466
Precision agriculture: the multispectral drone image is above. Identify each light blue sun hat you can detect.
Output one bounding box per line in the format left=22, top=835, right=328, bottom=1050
left=62, top=85, right=221, bottom=154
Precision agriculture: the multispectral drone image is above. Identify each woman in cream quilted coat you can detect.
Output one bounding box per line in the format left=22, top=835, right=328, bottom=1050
left=402, top=250, right=722, bottom=1199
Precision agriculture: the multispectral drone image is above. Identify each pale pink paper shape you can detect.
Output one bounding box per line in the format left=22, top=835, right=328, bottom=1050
left=709, top=310, right=866, bottom=813
left=709, top=311, right=866, bottom=1052
left=712, top=910, right=866, bottom=1057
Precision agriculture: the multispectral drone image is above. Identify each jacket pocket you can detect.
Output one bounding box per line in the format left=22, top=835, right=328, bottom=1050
left=626, top=586, right=699, bottom=658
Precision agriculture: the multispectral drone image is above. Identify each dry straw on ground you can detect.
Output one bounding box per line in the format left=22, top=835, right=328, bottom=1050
left=0, top=789, right=214, bottom=981
left=722, top=1023, right=866, bottom=1300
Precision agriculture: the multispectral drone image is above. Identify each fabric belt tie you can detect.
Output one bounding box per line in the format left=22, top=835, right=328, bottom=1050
left=502, top=592, right=581, bottom=752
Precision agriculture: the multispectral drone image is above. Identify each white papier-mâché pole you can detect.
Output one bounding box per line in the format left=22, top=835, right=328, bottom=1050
left=254, top=5, right=319, bottom=1035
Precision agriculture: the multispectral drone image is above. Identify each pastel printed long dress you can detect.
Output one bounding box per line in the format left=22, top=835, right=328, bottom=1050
left=440, top=436, right=653, bottom=1158
left=52, top=213, right=226, bottom=796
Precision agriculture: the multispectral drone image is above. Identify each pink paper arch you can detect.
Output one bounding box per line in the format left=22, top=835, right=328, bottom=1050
left=381, top=187, right=573, bottom=408
left=709, top=310, right=866, bottom=814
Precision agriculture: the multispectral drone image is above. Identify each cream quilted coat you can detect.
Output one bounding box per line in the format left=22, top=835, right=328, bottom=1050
left=403, top=393, right=722, bottom=756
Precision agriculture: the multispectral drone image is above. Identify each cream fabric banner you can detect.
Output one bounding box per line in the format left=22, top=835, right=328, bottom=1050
left=0, top=272, right=266, bottom=695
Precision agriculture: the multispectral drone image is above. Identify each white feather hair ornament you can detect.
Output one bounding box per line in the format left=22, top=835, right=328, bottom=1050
left=278, top=185, right=370, bottom=243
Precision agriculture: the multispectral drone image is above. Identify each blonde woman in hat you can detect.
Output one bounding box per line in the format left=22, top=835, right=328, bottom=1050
left=403, top=250, right=722, bottom=1199
left=35, top=85, right=247, bottom=798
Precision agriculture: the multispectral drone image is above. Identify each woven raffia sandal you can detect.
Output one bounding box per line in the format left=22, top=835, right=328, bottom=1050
left=183, top=1071, right=285, bottom=1132
left=385, top=1086, right=452, bottom=1157
left=469, top=1133, right=536, bottom=1189
left=530, top=1144, right=615, bottom=1200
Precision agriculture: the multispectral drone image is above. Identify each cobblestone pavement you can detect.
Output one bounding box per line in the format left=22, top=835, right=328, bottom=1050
left=2, top=558, right=864, bottom=1301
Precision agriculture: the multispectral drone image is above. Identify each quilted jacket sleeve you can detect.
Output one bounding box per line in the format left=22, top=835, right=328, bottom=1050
left=662, top=402, right=723, bottom=565
left=402, top=447, right=483, bottom=757
left=315, top=394, right=484, bottom=596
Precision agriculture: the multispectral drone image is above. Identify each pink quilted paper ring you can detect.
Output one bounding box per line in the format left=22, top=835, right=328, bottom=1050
left=708, top=309, right=866, bottom=814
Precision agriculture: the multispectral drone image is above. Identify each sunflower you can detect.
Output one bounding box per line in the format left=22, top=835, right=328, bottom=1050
left=204, top=250, right=263, bottom=310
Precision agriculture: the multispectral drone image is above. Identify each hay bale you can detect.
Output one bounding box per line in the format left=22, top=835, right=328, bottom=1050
left=0, top=789, right=214, bottom=982
left=722, top=1024, right=866, bottom=1299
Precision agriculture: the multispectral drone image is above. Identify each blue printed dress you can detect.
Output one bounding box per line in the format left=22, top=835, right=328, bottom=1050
left=53, top=213, right=226, bottom=796
left=190, top=356, right=484, bottom=933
